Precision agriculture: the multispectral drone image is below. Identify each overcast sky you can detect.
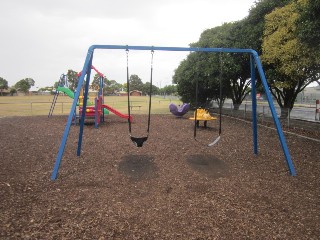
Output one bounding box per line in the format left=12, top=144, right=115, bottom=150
left=0, top=0, right=256, bottom=88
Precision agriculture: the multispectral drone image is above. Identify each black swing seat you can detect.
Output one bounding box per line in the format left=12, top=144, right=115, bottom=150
left=131, top=136, right=148, bottom=147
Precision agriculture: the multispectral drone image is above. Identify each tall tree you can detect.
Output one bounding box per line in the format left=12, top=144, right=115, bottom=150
left=67, top=69, right=79, bottom=91
left=190, top=23, right=251, bottom=109
left=25, top=78, right=35, bottom=87
left=142, top=82, right=159, bottom=95
left=296, top=0, right=320, bottom=50
left=128, top=74, right=144, bottom=92
left=239, top=0, right=293, bottom=54
left=262, top=0, right=320, bottom=117
left=91, top=73, right=108, bottom=91
left=173, top=52, right=230, bottom=107
left=160, top=85, right=177, bottom=95
left=15, top=79, right=32, bottom=94
left=0, top=77, right=8, bottom=96
left=173, top=56, right=196, bottom=105
left=9, top=88, right=17, bottom=96
left=53, top=81, right=59, bottom=89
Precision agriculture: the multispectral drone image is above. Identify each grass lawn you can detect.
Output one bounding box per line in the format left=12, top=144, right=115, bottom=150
left=0, top=95, right=182, bottom=116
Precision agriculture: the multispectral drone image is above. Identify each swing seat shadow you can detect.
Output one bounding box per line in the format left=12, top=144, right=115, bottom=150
left=118, top=154, right=159, bottom=181
left=186, top=154, right=229, bottom=179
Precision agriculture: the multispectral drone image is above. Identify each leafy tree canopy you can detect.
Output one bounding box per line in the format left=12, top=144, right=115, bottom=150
left=14, top=78, right=35, bottom=93
left=175, top=22, right=251, bottom=109
left=128, top=74, right=144, bottom=92
left=296, top=0, right=320, bottom=50
left=240, top=0, right=293, bottom=53
left=91, top=73, right=108, bottom=91
left=262, top=0, right=320, bottom=115
left=25, top=78, right=35, bottom=87
left=160, top=85, right=177, bottom=95
left=142, top=82, right=159, bottom=95
left=67, top=69, right=78, bottom=91
left=9, top=88, right=17, bottom=96
left=0, top=77, right=9, bottom=96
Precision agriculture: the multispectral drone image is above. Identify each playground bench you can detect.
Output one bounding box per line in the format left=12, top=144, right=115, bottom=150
left=130, top=105, right=142, bottom=110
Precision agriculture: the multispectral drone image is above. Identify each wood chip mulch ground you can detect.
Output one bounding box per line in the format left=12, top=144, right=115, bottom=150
left=0, top=113, right=319, bottom=239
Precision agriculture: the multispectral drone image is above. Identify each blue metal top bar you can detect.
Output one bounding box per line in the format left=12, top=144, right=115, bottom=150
left=88, top=44, right=257, bottom=55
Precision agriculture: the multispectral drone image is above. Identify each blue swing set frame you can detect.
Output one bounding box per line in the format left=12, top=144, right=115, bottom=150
left=51, top=45, right=296, bottom=180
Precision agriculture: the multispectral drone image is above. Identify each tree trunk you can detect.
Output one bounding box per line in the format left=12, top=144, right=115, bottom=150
left=233, top=103, right=240, bottom=110
left=280, top=107, right=290, bottom=119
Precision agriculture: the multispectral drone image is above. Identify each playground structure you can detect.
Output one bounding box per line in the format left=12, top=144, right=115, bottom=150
left=48, top=66, right=131, bottom=128
left=51, top=45, right=297, bottom=180
left=169, top=103, right=190, bottom=117
left=189, top=108, right=217, bottom=128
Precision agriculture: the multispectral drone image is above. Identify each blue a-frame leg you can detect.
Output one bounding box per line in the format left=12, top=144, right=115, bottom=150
left=51, top=45, right=296, bottom=180
left=250, top=55, right=258, bottom=155
left=51, top=52, right=94, bottom=180
left=253, top=54, right=296, bottom=176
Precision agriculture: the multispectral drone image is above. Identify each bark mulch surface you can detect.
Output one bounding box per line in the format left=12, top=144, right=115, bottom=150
left=0, top=114, right=319, bottom=239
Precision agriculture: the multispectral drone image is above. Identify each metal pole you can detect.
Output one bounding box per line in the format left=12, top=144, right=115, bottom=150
left=250, top=55, right=258, bottom=155
left=51, top=48, right=94, bottom=180
left=253, top=53, right=296, bottom=176
left=77, top=55, right=94, bottom=156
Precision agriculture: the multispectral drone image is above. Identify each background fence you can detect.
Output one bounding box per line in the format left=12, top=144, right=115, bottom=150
left=210, top=100, right=320, bottom=132
left=0, top=95, right=319, bottom=132
left=0, top=95, right=182, bottom=117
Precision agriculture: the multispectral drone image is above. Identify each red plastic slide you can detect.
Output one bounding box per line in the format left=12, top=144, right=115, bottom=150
left=102, top=104, right=132, bottom=122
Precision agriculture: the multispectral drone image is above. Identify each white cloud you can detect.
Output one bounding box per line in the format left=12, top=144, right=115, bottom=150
left=0, top=0, right=255, bottom=87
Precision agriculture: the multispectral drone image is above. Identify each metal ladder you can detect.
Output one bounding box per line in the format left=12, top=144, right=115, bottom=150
left=48, top=74, right=67, bottom=117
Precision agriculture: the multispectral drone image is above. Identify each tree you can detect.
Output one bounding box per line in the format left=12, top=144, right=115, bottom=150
left=142, top=82, right=159, bottom=95
left=128, top=74, right=144, bottom=92
left=25, top=78, right=35, bottom=87
left=173, top=56, right=196, bottom=105
left=296, top=0, right=320, bottom=50
left=188, top=23, right=250, bottom=109
left=239, top=0, right=293, bottom=54
left=173, top=52, right=230, bottom=107
left=67, top=69, right=78, bottom=91
left=0, top=77, right=8, bottom=96
left=91, top=73, right=109, bottom=92
left=105, top=80, right=123, bottom=95
left=14, top=79, right=32, bottom=94
left=160, top=85, right=177, bottom=95
left=53, top=81, right=59, bottom=89
left=213, top=0, right=292, bottom=109
left=262, top=0, right=320, bottom=117
left=9, top=88, right=17, bottom=96
left=122, top=83, right=128, bottom=92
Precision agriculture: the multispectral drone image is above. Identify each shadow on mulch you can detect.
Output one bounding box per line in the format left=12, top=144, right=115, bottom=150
left=186, top=154, right=229, bottom=179
left=118, top=154, right=159, bottom=181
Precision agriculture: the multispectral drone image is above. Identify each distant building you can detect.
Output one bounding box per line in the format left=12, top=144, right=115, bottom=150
left=118, top=91, right=128, bottom=96
left=0, top=89, right=10, bottom=96
left=130, top=90, right=142, bottom=96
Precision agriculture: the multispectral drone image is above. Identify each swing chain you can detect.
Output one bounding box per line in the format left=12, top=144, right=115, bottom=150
left=125, top=48, right=154, bottom=147
left=126, top=49, right=129, bottom=68
left=151, top=49, right=154, bottom=67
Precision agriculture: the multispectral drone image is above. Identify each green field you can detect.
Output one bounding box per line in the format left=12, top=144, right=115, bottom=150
left=0, top=95, right=182, bottom=116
